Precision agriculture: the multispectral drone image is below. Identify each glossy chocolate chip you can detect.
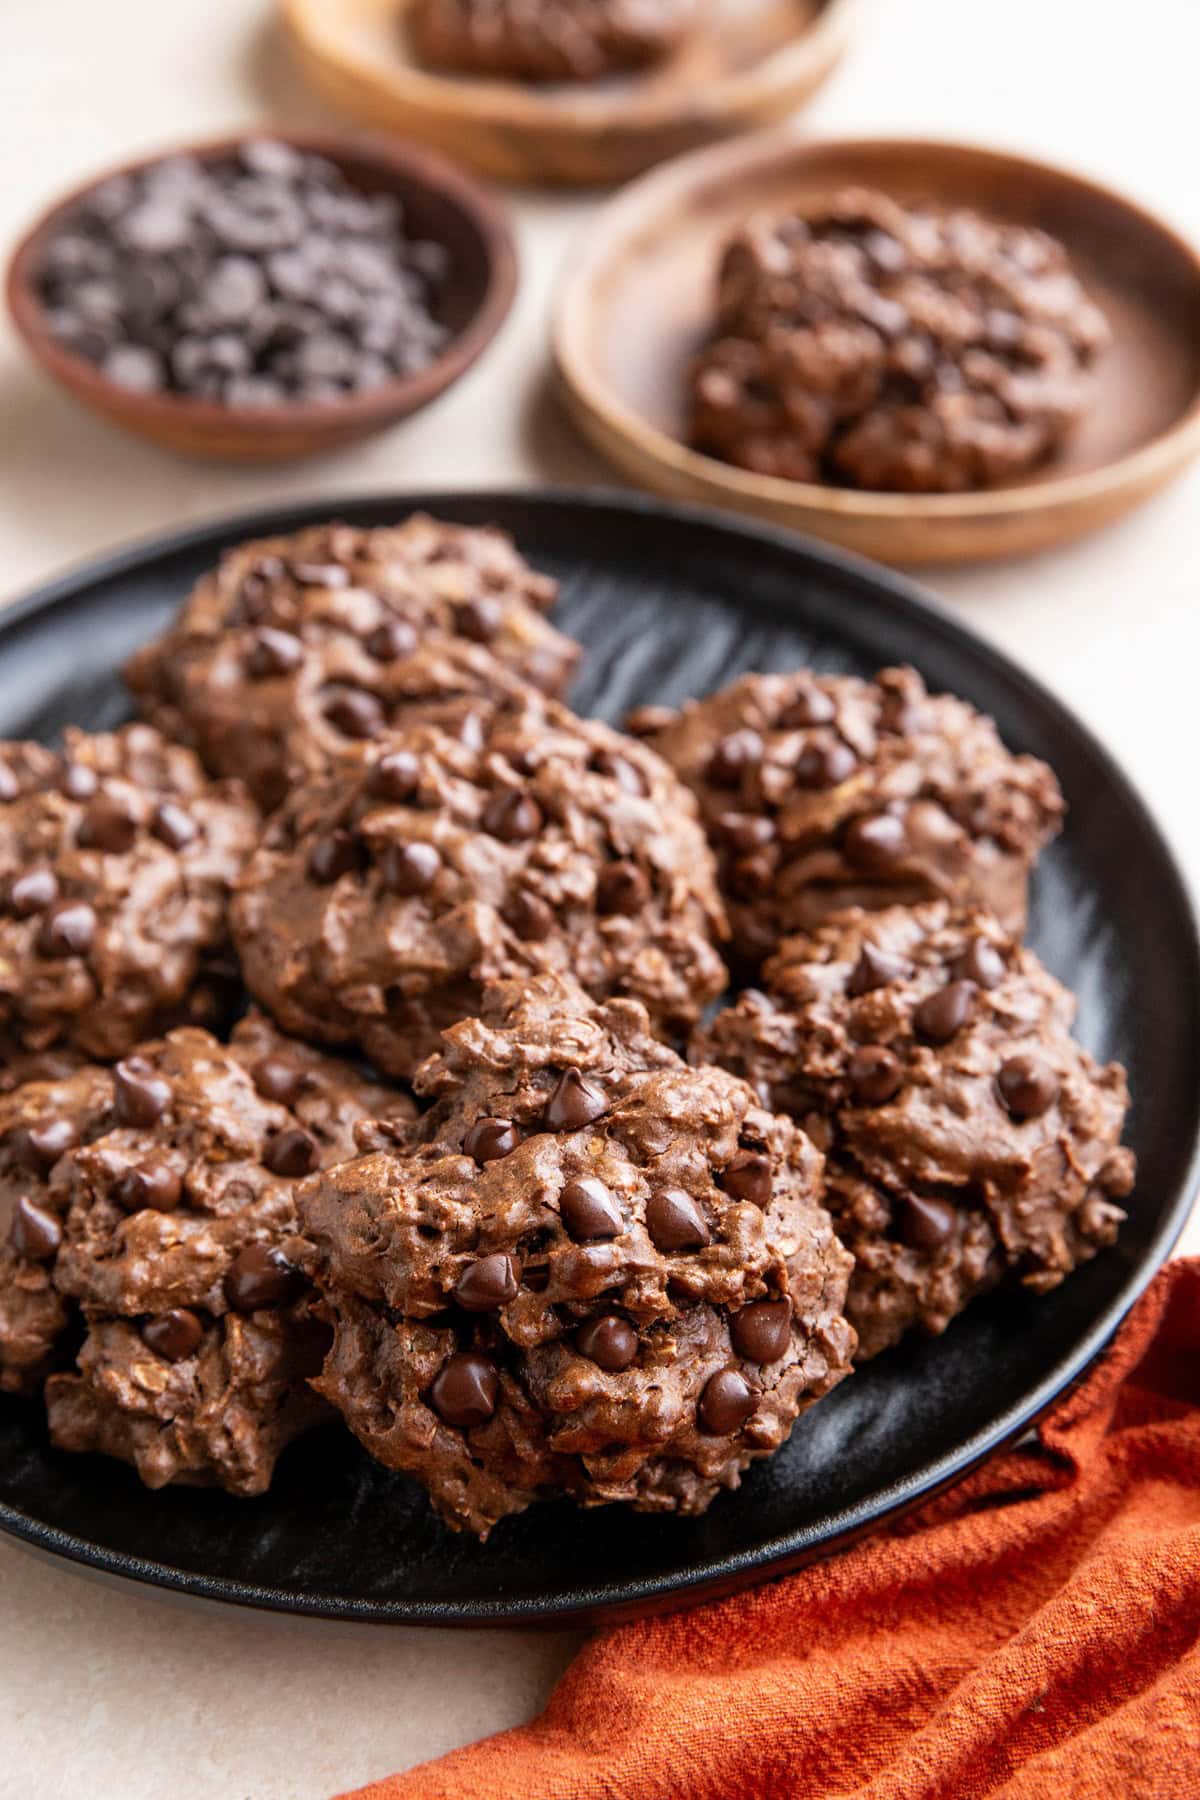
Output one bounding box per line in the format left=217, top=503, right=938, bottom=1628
left=115, top=1160, right=182, bottom=1213
left=10, top=1196, right=62, bottom=1260
left=455, top=596, right=503, bottom=643
left=463, top=1116, right=518, bottom=1163
left=779, top=685, right=835, bottom=728
left=595, top=860, right=650, bottom=916
left=113, top=1057, right=172, bottom=1127
left=847, top=943, right=913, bottom=997
left=707, top=729, right=763, bottom=787
left=325, top=689, right=385, bottom=740
left=995, top=1054, right=1060, bottom=1120
left=246, top=627, right=303, bottom=678
left=795, top=740, right=857, bottom=789
left=142, top=1308, right=204, bottom=1362
left=454, top=1253, right=519, bottom=1312
left=559, top=1177, right=622, bottom=1241
left=8, top=868, right=58, bottom=916
left=698, top=1368, right=756, bottom=1434
left=151, top=802, right=197, bottom=850
left=576, top=1315, right=638, bottom=1372
left=365, top=619, right=418, bottom=663
left=843, top=813, right=908, bottom=872
left=721, top=1149, right=772, bottom=1206
left=380, top=840, right=441, bottom=896
left=481, top=788, right=543, bottom=842
left=264, top=1127, right=318, bottom=1177
left=896, top=1192, right=957, bottom=1250
left=645, top=1188, right=709, bottom=1252
left=952, top=937, right=1006, bottom=990
left=730, top=1299, right=791, bottom=1363
left=366, top=750, right=421, bottom=802
left=77, top=793, right=138, bottom=854
left=591, top=751, right=647, bottom=796
left=60, top=762, right=98, bottom=800
left=714, top=811, right=776, bottom=852
left=503, top=890, right=555, bottom=942
left=849, top=1044, right=904, bottom=1105
left=307, top=830, right=362, bottom=883
left=430, top=1351, right=499, bottom=1429
left=730, top=852, right=776, bottom=899
left=223, top=1243, right=305, bottom=1312
left=544, top=1067, right=608, bottom=1131
left=1098, top=1149, right=1136, bottom=1199
left=9, top=1119, right=78, bottom=1173
left=914, top=980, right=977, bottom=1044
left=253, top=1057, right=313, bottom=1107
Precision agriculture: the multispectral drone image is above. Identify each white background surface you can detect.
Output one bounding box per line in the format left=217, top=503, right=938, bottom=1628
left=2, top=1, right=1199, bottom=1795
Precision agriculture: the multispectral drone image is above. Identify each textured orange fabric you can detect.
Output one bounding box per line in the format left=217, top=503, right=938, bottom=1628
left=340, top=1258, right=1200, bottom=1800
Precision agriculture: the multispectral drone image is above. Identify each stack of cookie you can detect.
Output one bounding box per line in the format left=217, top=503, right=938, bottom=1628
left=0, top=513, right=1135, bottom=1536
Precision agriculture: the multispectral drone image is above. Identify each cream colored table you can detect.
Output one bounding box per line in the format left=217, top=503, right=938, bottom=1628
left=2, top=1, right=1199, bottom=1794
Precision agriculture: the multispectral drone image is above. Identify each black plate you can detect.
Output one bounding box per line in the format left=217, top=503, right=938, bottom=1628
left=1, top=489, right=1196, bottom=1626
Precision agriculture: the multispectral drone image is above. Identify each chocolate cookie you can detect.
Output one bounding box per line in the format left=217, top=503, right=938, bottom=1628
left=692, top=903, right=1133, bottom=1360
left=409, top=0, right=695, bottom=83
left=298, top=975, right=854, bottom=1536
left=689, top=188, right=1109, bottom=492
left=125, top=516, right=580, bottom=810
left=0, top=724, right=257, bottom=1061
left=632, top=664, right=1062, bottom=959
left=232, top=691, right=728, bottom=1079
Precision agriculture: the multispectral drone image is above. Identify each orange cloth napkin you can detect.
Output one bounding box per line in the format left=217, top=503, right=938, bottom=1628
left=340, top=1258, right=1200, bottom=1800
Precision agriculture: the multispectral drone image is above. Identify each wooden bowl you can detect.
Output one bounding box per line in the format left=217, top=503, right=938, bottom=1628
left=279, top=0, right=859, bottom=187
left=5, top=131, right=517, bottom=463
left=553, top=132, right=1200, bottom=564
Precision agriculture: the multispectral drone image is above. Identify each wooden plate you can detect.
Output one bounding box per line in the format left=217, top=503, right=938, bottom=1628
left=279, top=0, right=858, bottom=186
left=553, top=133, right=1200, bottom=563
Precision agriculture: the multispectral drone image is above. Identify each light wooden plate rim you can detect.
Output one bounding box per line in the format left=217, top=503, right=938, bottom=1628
left=552, top=128, right=1200, bottom=528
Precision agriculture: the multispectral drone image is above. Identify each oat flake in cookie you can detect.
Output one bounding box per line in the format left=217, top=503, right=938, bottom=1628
left=692, top=902, right=1134, bottom=1361
left=33, top=1016, right=415, bottom=1495
left=633, top=664, right=1062, bottom=961
left=689, top=187, right=1110, bottom=492
left=298, top=974, right=854, bottom=1537
left=409, top=0, right=696, bottom=83
left=125, top=516, right=579, bottom=811
left=0, top=724, right=256, bottom=1061
left=232, top=690, right=728, bottom=1079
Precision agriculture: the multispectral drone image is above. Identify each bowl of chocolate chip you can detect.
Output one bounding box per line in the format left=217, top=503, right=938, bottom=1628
left=5, top=132, right=517, bottom=461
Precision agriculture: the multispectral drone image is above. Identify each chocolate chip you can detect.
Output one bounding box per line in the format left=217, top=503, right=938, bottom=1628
left=366, top=750, right=420, bottom=802
left=430, top=1351, right=498, bottom=1429
left=952, top=938, right=1006, bottom=990
left=113, top=1057, right=172, bottom=1127
left=849, top=1044, right=904, bottom=1104
left=843, top=813, right=908, bottom=871
left=8, top=868, right=59, bottom=916
left=995, top=1054, right=1060, bottom=1120
left=224, top=1242, right=305, bottom=1312
left=730, top=852, right=776, bottom=899
left=9, top=1119, right=78, bottom=1173
left=730, top=1299, right=791, bottom=1363
left=454, top=1252, right=519, bottom=1312
left=325, top=689, right=385, bottom=739
left=482, top=789, right=543, bottom=842
left=847, top=943, right=912, bottom=996
left=253, top=1057, right=313, bottom=1106
left=595, top=860, right=650, bottom=916
left=559, top=1177, right=622, bottom=1241
left=10, top=1197, right=61, bottom=1260
left=151, top=803, right=197, bottom=850
left=698, top=1368, right=756, bottom=1434
left=463, top=1116, right=518, bottom=1163
left=544, top=1067, right=608, bottom=1131
left=720, top=1149, right=772, bottom=1206
left=779, top=685, right=835, bottom=728
left=37, top=899, right=96, bottom=958
left=707, top=729, right=763, bottom=787
left=455, top=596, right=504, bottom=643
left=60, top=763, right=98, bottom=800
left=795, top=741, right=857, bottom=789
left=576, top=1315, right=638, bottom=1371
left=246, top=627, right=303, bottom=678
left=77, top=793, right=138, bottom=854
left=307, top=830, right=362, bottom=883
left=142, top=1308, right=204, bottom=1362
left=914, top=980, right=977, bottom=1044
left=503, top=890, right=555, bottom=941
left=264, top=1127, right=318, bottom=1177
left=1098, top=1149, right=1136, bottom=1199
left=115, top=1160, right=182, bottom=1213
left=591, top=751, right=648, bottom=796
left=646, top=1188, right=709, bottom=1252
left=714, top=811, right=776, bottom=852
left=380, top=841, right=441, bottom=896
left=365, top=619, right=418, bottom=662
left=896, top=1192, right=957, bottom=1250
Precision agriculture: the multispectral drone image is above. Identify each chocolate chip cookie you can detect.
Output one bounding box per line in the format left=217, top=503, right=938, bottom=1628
left=632, top=665, right=1062, bottom=960
left=689, top=188, right=1110, bottom=492
left=409, top=0, right=696, bottom=83
left=232, top=691, right=728, bottom=1079
left=693, top=902, right=1133, bottom=1360
left=298, top=974, right=854, bottom=1536
left=0, top=724, right=257, bottom=1061
left=125, top=517, right=580, bottom=810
